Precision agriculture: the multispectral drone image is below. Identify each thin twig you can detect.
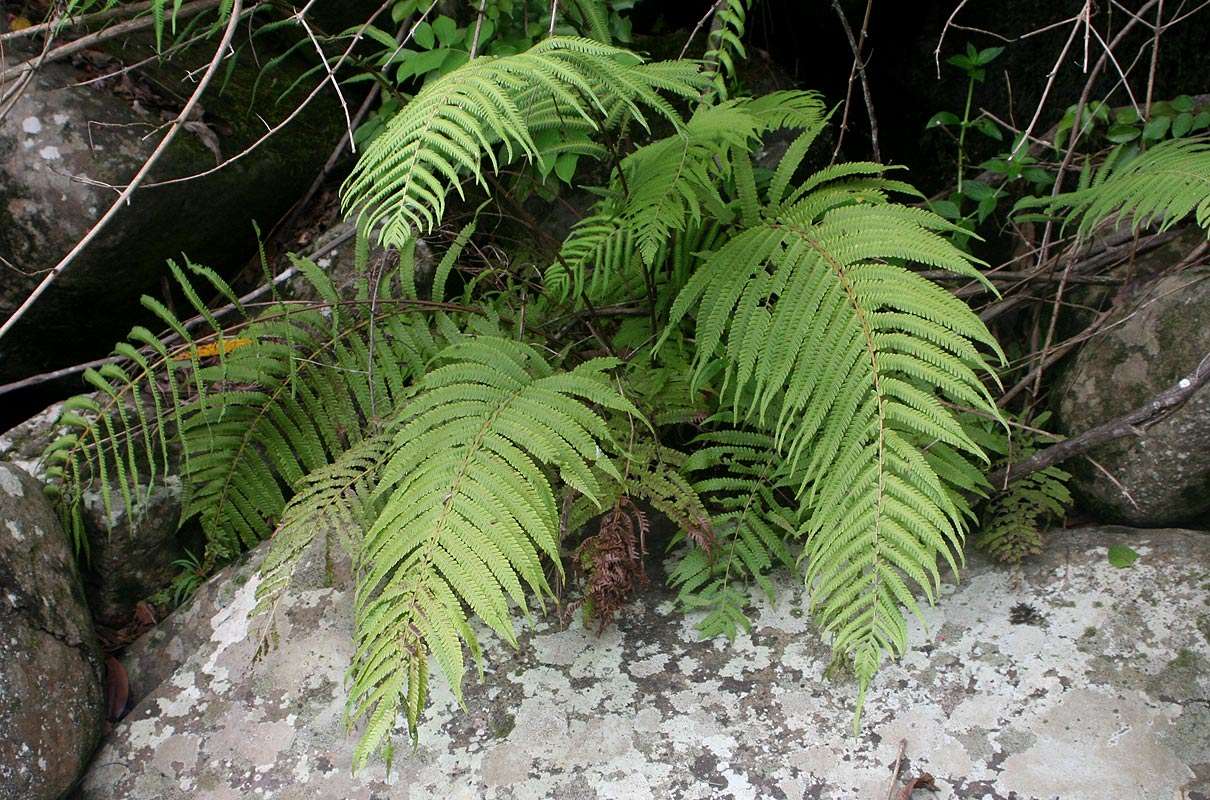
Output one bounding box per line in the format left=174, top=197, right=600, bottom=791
left=987, top=351, right=1210, bottom=486
left=135, top=0, right=395, bottom=189
left=831, top=0, right=879, bottom=162
left=469, top=0, right=488, bottom=59
left=934, top=0, right=971, bottom=79
left=0, top=0, right=157, bottom=44
left=297, top=10, right=354, bottom=153
left=0, top=0, right=247, bottom=343
left=886, top=739, right=907, bottom=800
left=0, top=223, right=358, bottom=398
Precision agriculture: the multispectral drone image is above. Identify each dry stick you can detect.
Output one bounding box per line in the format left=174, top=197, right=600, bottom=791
left=678, top=0, right=725, bottom=60
left=0, top=223, right=357, bottom=399
left=0, top=1, right=245, bottom=344
left=1144, top=0, right=1163, bottom=116
left=885, top=739, right=907, bottom=800
left=0, top=0, right=223, bottom=85
left=830, top=0, right=879, bottom=163
left=468, top=0, right=488, bottom=59
left=0, top=0, right=157, bottom=44
left=297, top=11, right=354, bottom=153
left=987, top=352, right=1210, bottom=487
left=934, top=0, right=971, bottom=78
left=1009, top=3, right=1088, bottom=162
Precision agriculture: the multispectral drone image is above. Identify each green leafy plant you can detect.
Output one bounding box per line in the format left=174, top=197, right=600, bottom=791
left=969, top=413, right=1072, bottom=564
left=46, top=17, right=1032, bottom=764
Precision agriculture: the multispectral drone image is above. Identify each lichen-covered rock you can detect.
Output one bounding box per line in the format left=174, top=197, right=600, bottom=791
left=78, top=526, right=1210, bottom=799
left=0, top=401, right=192, bottom=627
left=0, top=400, right=65, bottom=481
left=121, top=543, right=266, bottom=708
left=1054, top=266, right=1210, bottom=526
left=80, top=465, right=192, bottom=628
left=0, top=462, right=106, bottom=800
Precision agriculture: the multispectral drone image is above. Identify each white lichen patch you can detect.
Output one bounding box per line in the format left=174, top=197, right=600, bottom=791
left=0, top=465, right=25, bottom=497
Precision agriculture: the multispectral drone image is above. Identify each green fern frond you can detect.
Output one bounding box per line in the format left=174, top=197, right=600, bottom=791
left=252, top=432, right=391, bottom=623
left=662, top=159, right=1004, bottom=716
left=342, top=37, right=703, bottom=249
left=702, top=0, right=751, bottom=102
left=179, top=256, right=447, bottom=560
left=545, top=91, right=826, bottom=305
left=974, top=466, right=1071, bottom=563
left=668, top=428, right=798, bottom=639
left=1047, top=136, right=1210, bottom=239
left=348, top=336, right=641, bottom=764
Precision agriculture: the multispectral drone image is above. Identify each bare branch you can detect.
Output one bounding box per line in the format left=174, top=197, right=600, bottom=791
left=988, top=352, right=1210, bottom=486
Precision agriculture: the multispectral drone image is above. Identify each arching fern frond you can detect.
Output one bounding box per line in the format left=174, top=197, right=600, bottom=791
left=1046, top=136, right=1210, bottom=239
left=661, top=159, right=1005, bottom=719
left=348, top=336, right=641, bottom=765
left=342, top=37, right=702, bottom=249
left=702, top=0, right=752, bottom=102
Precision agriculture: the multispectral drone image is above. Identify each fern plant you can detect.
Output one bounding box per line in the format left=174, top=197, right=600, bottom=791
left=42, top=17, right=1037, bottom=764
left=969, top=413, right=1072, bottom=564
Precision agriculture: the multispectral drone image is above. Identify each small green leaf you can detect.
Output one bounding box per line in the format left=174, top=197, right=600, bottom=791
left=1172, top=94, right=1195, bottom=113
left=412, top=20, right=435, bottom=49
left=973, top=118, right=1003, bottom=141
left=1105, top=123, right=1140, bottom=144
left=977, top=46, right=1004, bottom=65
left=1143, top=116, right=1171, bottom=141
left=927, top=111, right=961, bottom=129
left=961, top=180, right=996, bottom=201
left=1172, top=112, right=1194, bottom=138
left=1114, top=106, right=1140, bottom=125
left=432, top=16, right=460, bottom=47
left=1192, top=111, right=1210, bottom=132
left=554, top=152, right=579, bottom=183
left=1107, top=544, right=1139, bottom=568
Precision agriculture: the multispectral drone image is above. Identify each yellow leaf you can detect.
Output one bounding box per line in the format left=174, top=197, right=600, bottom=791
left=10, top=16, right=33, bottom=31
left=172, top=338, right=253, bottom=361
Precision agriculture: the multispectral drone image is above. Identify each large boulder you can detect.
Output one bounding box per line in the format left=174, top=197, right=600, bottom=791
left=0, top=462, right=106, bottom=800
left=78, top=526, right=1209, bottom=799
left=0, top=24, right=346, bottom=390
left=0, top=403, right=192, bottom=627
left=1054, top=265, right=1210, bottom=526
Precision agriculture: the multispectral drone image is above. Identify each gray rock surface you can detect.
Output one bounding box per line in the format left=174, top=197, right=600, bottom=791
left=0, top=402, right=191, bottom=626
left=121, top=544, right=266, bottom=708
left=0, top=462, right=106, bottom=800
left=0, top=33, right=344, bottom=386
left=78, top=525, right=1210, bottom=799
left=1054, top=266, right=1210, bottom=526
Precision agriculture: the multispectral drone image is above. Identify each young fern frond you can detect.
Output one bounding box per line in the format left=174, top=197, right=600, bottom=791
left=702, top=0, right=751, bottom=102
left=1046, top=136, right=1210, bottom=239
left=662, top=158, right=1006, bottom=718
left=42, top=259, right=247, bottom=553
left=342, top=37, right=702, bottom=250
left=668, top=428, right=798, bottom=639
left=974, top=466, right=1071, bottom=563
left=252, top=432, right=392, bottom=623
left=348, top=336, right=641, bottom=765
